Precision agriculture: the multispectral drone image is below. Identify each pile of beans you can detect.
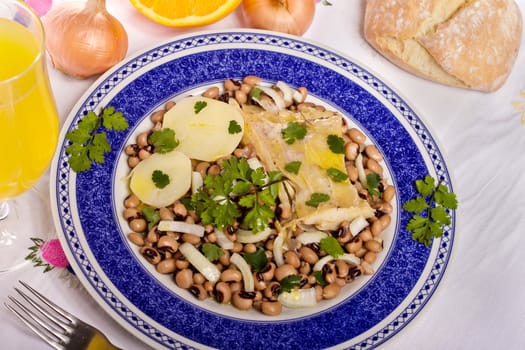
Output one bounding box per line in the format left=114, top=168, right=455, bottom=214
left=123, top=76, right=395, bottom=316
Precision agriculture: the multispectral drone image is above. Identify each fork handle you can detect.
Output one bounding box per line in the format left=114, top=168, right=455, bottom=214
left=87, top=333, right=122, bottom=350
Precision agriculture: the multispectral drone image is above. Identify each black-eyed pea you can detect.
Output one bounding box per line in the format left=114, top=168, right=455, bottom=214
left=383, top=185, right=395, bottom=203
left=129, top=218, right=147, bottom=233
left=299, top=246, right=318, bottom=265
left=193, top=272, right=206, bottom=285
left=240, top=83, right=252, bottom=94
left=365, top=239, right=383, bottom=253
left=243, top=243, right=257, bottom=254
left=231, top=291, right=254, bottom=310
left=263, top=281, right=280, bottom=300
left=379, top=214, right=391, bottom=230
left=274, top=264, right=298, bottom=281
left=335, top=278, right=346, bottom=287
left=345, top=162, right=358, bottom=182
left=204, top=281, right=215, bottom=294
left=175, top=269, right=193, bottom=289
left=364, top=251, right=377, bottom=264
left=127, top=232, right=144, bottom=247
left=125, top=144, right=138, bottom=156
left=314, top=285, right=323, bottom=302
left=261, top=301, right=282, bottom=316
left=355, top=247, right=367, bottom=258
left=218, top=250, right=230, bottom=266
left=243, top=75, right=261, bottom=86
left=224, top=79, right=240, bottom=91
left=202, top=86, right=220, bottom=99
left=195, top=161, right=210, bottom=177
left=345, top=142, right=359, bottom=161
left=146, top=227, right=159, bottom=244
left=156, top=258, right=176, bottom=274
left=127, top=156, right=140, bottom=168
left=261, top=262, right=277, bottom=281
left=234, top=90, right=248, bottom=105
left=358, top=228, right=373, bottom=242
left=173, top=201, right=188, bottom=218
left=299, top=261, right=311, bottom=275
left=366, top=159, right=383, bottom=175
left=335, top=260, right=350, bottom=278
left=284, top=251, right=301, bottom=269
left=207, top=164, right=221, bottom=175
left=254, top=272, right=267, bottom=291
left=140, top=246, right=161, bottom=265
left=181, top=233, right=201, bottom=245
left=175, top=257, right=189, bottom=270
left=265, top=239, right=274, bottom=251
left=221, top=269, right=243, bottom=283
left=365, top=145, right=383, bottom=162
left=157, top=235, right=179, bottom=253
left=230, top=282, right=242, bottom=294
left=159, top=207, right=174, bottom=221
left=360, top=261, right=374, bottom=275
left=150, top=109, right=165, bottom=123
left=189, top=284, right=207, bottom=300
left=371, top=219, right=385, bottom=237
left=373, top=201, right=393, bottom=215
left=136, top=131, right=149, bottom=147
left=138, top=149, right=151, bottom=161
left=322, top=263, right=337, bottom=284
left=232, top=241, right=243, bottom=253
left=124, top=194, right=140, bottom=208
left=345, top=237, right=362, bottom=254
left=323, top=283, right=341, bottom=299
left=123, top=208, right=140, bottom=220
left=214, top=282, right=231, bottom=304
left=206, top=231, right=217, bottom=243
left=347, top=128, right=366, bottom=144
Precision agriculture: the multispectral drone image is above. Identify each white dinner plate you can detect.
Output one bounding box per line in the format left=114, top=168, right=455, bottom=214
left=50, top=29, right=455, bottom=350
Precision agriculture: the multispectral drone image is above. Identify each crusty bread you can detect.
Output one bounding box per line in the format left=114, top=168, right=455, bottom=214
left=364, top=0, right=522, bottom=92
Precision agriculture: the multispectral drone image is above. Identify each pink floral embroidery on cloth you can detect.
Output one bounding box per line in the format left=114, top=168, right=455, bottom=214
left=40, top=239, right=69, bottom=268
left=25, top=0, right=53, bottom=17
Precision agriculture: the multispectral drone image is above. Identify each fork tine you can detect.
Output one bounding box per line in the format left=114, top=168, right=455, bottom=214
left=4, top=301, right=63, bottom=350
left=18, top=281, right=76, bottom=322
left=14, top=287, right=72, bottom=334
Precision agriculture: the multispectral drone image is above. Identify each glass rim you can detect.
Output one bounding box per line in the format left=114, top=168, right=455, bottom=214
left=0, top=0, right=46, bottom=85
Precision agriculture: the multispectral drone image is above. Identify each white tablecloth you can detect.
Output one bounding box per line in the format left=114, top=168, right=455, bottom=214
left=1, top=1, right=525, bottom=349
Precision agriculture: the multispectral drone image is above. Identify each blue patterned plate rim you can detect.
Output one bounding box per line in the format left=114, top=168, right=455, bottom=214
left=50, top=29, right=455, bottom=350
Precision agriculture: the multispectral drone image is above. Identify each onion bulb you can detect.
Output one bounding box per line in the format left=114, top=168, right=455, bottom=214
left=242, top=0, right=316, bottom=36
left=42, top=0, right=128, bottom=79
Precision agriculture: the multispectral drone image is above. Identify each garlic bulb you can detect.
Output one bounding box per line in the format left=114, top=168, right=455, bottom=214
left=42, top=0, right=128, bottom=79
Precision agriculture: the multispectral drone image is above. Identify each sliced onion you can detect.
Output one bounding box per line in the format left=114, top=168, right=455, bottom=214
left=254, top=86, right=286, bottom=111
left=273, top=234, right=285, bottom=266
left=157, top=220, right=205, bottom=237
left=275, top=81, right=294, bottom=106
left=296, top=230, right=328, bottom=245
left=313, top=255, right=334, bottom=272
left=349, top=216, right=369, bottom=236
left=179, top=242, right=221, bottom=283
left=339, top=253, right=361, bottom=267
left=191, top=171, right=203, bottom=194
left=214, top=228, right=234, bottom=250
left=247, top=157, right=264, bottom=170
left=278, top=287, right=317, bottom=308
left=230, top=253, right=255, bottom=292
left=356, top=153, right=367, bottom=187
left=237, top=227, right=273, bottom=244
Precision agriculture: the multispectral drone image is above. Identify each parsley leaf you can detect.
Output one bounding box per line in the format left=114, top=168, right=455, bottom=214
left=305, top=193, right=330, bottom=207
left=403, top=175, right=458, bottom=246
left=194, top=100, right=207, bottom=114
left=281, top=122, right=307, bottom=144
left=319, top=236, right=344, bottom=258
left=152, top=170, right=170, bottom=189
left=149, top=128, right=179, bottom=154
left=366, top=173, right=381, bottom=198
left=327, top=168, right=348, bottom=182
left=243, top=247, right=267, bottom=272
left=228, top=120, right=242, bottom=134
left=327, top=134, right=345, bottom=154
left=313, top=271, right=327, bottom=286
left=201, top=243, right=225, bottom=261
left=248, top=87, right=263, bottom=101
left=279, top=275, right=302, bottom=293
left=141, top=207, right=160, bottom=230
left=190, top=157, right=283, bottom=232
left=284, top=161, right=302, bottom=175
left=65, top=107, right=128, bottom=172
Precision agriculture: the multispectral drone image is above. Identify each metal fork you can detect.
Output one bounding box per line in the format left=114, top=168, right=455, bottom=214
left=4, top=281, right=121, bottom=350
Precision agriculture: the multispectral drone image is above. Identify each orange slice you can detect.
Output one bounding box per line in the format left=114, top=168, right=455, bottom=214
left=129, top=0, right=242, bottom=27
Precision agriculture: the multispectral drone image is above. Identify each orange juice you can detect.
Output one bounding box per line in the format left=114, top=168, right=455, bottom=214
left=0, top=18, right=59, bottom=199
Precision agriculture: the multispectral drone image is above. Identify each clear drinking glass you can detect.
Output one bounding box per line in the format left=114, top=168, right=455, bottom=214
left=0, top=0, right=59, bottom=272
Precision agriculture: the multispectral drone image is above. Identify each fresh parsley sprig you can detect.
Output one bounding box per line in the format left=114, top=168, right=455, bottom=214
left=403, top=175, right=458, bottom=246
left=190, top=157, right=283, bottom=232
left=65, top=106, right=128, bottom=172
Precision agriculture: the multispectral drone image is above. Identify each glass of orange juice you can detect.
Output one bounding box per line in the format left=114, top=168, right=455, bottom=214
left=0, top=0, right=59, bottom=272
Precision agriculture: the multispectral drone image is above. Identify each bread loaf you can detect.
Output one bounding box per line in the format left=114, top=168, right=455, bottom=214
left=364, top=0, right=522, bottom=92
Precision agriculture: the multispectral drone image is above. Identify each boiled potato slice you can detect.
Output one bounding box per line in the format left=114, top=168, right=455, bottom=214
left=129, top=151, right=191, bottom=208
left=162, top=96, right=244, bottom=161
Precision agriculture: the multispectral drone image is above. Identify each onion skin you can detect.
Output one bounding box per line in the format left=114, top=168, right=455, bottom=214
left=42, top=0, right=128, bottom=79
left=243, top=0, right=316, bottom=36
